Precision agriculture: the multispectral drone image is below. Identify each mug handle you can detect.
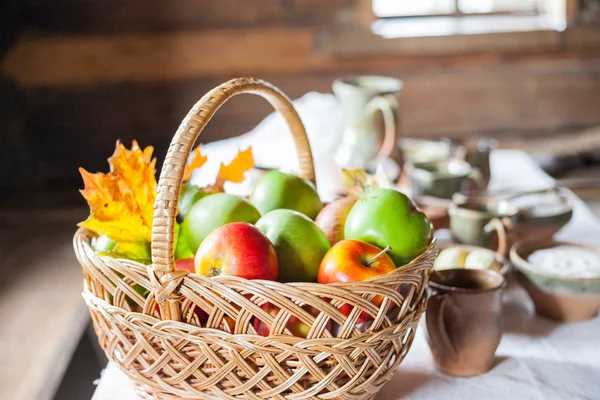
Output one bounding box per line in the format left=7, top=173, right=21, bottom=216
left=467, top=167, right=486, bottom=190
left=427, top=292, right=459, bottom=356
left=484, top=217, right=513, bottom=257
left=366, top=93, right=399, bottom=160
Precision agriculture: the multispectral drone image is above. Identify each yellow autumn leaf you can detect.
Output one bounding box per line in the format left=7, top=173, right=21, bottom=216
left=78, top=141, right=157, bottom=262
left=183, top=146, right=208, bottom=182
left=217, top=147, right=254, bottom=183
left=342, top=168, right=379, bottom=198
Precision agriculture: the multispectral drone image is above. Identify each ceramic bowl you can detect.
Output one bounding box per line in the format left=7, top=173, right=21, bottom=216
left=452, top=188, right=574, bottom=241
left=407, top=158, right=481, bottom=200
left=511, top=188, right=574, bottom=241
left=435, top=243, right=510, bottom=275
left=510, top=239, right=600, bottom=322
left=398, top=138, right=453, bottom=164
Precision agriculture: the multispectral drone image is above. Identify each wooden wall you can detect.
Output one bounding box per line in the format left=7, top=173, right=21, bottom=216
left=2, top=0, right=600, bottom=193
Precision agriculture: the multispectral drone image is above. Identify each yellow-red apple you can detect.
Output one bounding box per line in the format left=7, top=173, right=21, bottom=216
left=195, top=222, right=278, bottom=281
left=318, top=239, right=396, bottom=322
left=253, top=303, right=329, bottom=337
left=175, top=258, right=195, bottom=273
left=315, top=197, right=357, bottom=246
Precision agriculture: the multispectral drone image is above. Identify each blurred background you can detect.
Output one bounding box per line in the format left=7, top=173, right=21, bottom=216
left=0, top=1, right=599, bottom=399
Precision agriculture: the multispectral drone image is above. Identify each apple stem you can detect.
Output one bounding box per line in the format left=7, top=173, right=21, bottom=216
left=367, top=245, right=392, bottom=266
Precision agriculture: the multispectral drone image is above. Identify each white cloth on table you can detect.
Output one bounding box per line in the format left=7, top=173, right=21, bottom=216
left=190, top=92, right=345, bottom=201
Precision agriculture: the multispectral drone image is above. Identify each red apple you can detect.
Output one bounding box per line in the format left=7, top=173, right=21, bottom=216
left=253, top=303, right=329, bottom=337
left=195, top=222, right=278, bottom=281
left=318, top=239, right=396, bottom=323
left=175, top=258, right=195, bottom=273
left=174, top=258, right=209, bottom=323
left=315, top=197, right=357, bottom=246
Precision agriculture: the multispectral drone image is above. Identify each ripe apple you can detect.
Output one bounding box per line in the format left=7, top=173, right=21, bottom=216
left=256, top=209, right=330, bottom=283
left=315, top=197, right=357, bottom=246
left=182, top=193, right=261, bottom=253
left=195, top=222, right=278, bottom=281
left=318, top=239, right=396, bottom=323
left=175, top=258, right=195, bottom=273
left=344, top=188, right=432, bottom=266
left=178, top=181, right=208, bottom=219
left=253, top=303, right=329, bottom=337
left=250, top=171, right=323, bottom=219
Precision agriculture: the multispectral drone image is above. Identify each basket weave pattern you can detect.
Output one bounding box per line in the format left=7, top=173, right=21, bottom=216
left=74, top=78, right=436, bottom=400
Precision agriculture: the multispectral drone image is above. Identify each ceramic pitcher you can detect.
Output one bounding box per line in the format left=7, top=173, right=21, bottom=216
left=332, top=76, right=403, bottom=172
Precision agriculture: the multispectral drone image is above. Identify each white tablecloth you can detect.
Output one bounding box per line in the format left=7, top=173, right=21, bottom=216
left=91, top=90, right=600, bottom=400
left=92, top=149, right=600, bottom=400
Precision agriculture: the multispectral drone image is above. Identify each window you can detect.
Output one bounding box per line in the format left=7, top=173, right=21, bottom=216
left=373, top=0, right=541, bottom=18
left=368, top=0, right=566, bottom=39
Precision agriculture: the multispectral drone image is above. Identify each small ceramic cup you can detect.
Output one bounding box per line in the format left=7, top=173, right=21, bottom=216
left=426, top=269, right=506, bottom=376
left=408, top=159, right=483, bottom=200
left=448, top=199, right=518, bottom=256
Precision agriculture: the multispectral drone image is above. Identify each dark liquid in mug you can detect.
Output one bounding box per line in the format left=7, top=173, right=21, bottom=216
left=458, top=203, right=503, bottom=216
left=431, top=270, right=503, bottom=291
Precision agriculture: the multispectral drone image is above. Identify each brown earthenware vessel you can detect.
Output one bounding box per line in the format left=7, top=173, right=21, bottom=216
left=510, top=238, right=600, bottom=322
left=426, top=269, right=506, bottom=376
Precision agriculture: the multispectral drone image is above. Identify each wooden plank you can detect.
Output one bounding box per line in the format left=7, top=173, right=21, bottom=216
left=290, top=0, right=355, bottom=26
left=16, top=0, right=287, bottom=33
left=15, top=0, right=352, bottom=34
left=0, top=218, right=90, bottom=400
left=564, top=27, right=600, bottom=49
left=321, top=26, right=562, bottom=58
left=4, top=26, right=597, bottom=89
left=17, top=0, right=354, bottom=34
left=1, top=29, right=318, bottom=87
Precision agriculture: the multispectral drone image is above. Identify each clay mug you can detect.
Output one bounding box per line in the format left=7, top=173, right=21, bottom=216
left=426, top=268, right=506, bottom=376
left=408, top=159, right=484, bottom=200
left=454, top=137, right=498, bottom=189
left=448, top=199, right=518, bottom=256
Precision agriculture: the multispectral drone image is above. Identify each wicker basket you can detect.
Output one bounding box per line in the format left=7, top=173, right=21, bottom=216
left=74, top=78, right=436, bottom=400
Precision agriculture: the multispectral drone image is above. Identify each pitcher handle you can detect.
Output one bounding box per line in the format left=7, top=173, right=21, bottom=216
left=366, top=93, right=399, bottom=160
left=484, top=217, right=513, bottom=257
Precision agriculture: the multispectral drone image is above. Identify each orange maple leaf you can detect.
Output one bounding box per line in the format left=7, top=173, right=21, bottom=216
left=183, top=146, right=208, bottom=182
left=78, top=141, right=157, bottom=262
left=217, top=147, right=254, bottom=184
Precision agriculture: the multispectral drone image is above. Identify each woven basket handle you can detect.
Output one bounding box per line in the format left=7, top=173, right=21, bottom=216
left=149, top=78, right=315, bottom=314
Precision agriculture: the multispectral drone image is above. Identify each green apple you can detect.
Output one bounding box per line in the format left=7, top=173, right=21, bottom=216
left=250, top=171, right=323, bottom=220
left=344, top=188, right=432, bottom=266
left=178, top=181, right=208, bottom=219
left=256, top=209, right=330, bottom=283
left=182, top=193, right=260, bottom=253
left=174, top=224, right=194, bottom=260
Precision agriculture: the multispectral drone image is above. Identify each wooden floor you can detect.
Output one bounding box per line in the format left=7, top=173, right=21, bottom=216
left=0, top=203, right=92, bottom=400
